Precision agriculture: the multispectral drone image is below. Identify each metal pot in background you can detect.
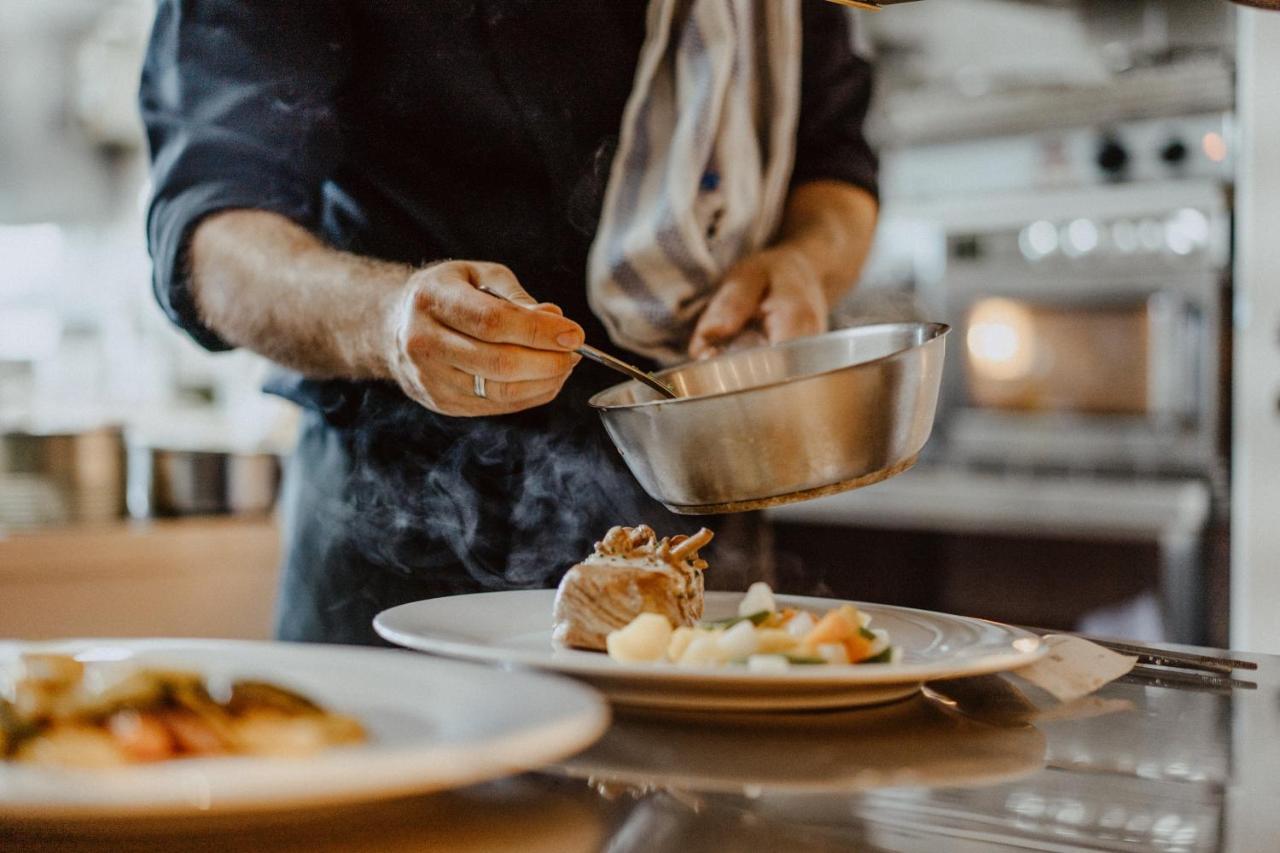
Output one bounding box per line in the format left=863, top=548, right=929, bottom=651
left=0, top=427, right=126, bottom=529
left=126, top=444, right=281, bottom=519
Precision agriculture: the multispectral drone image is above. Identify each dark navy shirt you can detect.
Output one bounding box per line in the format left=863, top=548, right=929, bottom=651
left=140, top=0, right=878, bottom=425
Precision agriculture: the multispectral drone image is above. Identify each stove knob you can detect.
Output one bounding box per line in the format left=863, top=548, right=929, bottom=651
left=1161, top=138, right=1189, bottom=167
left=1096, top=135, right=1129, bottom=179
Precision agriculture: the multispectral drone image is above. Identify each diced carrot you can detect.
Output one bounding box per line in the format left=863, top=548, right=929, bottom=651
left=842, top=633, right=873, bottom=663
left=801, top=610, right=857, bottom=649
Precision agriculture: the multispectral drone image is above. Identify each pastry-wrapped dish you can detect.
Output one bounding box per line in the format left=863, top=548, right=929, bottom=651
left=0, top=654, right=365, bottom=768
left=552, top=525, right=713, bottom=651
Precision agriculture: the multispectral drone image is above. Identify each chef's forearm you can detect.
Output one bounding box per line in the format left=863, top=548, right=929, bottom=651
left=189, top=210, right=408, bottom=379
left=776, top=180, right=878, bottom=302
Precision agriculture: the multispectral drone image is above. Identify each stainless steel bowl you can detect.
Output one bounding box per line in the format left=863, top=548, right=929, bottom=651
left=588, top=322, right=949, bottom=514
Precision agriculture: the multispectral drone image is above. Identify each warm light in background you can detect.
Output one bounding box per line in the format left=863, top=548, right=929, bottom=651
left=966, top=298, right=1035, bottom=381
left=1201, top=131, right=1227, bottom=163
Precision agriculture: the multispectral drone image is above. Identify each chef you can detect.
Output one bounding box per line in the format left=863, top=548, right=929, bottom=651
left=141, top=1, right=879, bottom=645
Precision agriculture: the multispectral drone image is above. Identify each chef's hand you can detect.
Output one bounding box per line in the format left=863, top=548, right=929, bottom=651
left=687, top=246, right=827, bottom=359
left=386, top=261, right=585, bottom=417
left=687, top=181, right=878, bottom=360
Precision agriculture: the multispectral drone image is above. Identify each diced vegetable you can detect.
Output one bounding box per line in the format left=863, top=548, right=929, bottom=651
left=677, top=633, right=722, bottom=667
left=667, top=626, right=695, bottom=661
left=737, top=582, right=777, bottom=617
left=746, top=655, right=790, bottom=674
left=716, top=620, right=759, bottom=660
left=785, top=611, right=816, bottom=638
left=815, top=643, right=850, bottom=665
left=783, top=654, right=828, bottom=665
left=800, top=609, right=858, bottom=650
left=606, top=613, right=674, bottom=663
left=754, top=629, right=799, bottom=655
left=865, top=628, right=890, bottom=658
left=842, top=632, right=873, bottom=663
left=701, top=611, right=771, bottom=630
left=598, top=582, right=897, bottom=670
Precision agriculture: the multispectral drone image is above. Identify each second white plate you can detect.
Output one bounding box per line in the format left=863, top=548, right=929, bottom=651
left=374, top=590, right=1045, bottom=711
left=0, top=639, right=609, bottom=819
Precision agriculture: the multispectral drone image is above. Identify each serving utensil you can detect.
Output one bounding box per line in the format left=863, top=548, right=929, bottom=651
left=476, top=286, right=678, bottom=399
left=576, top=344, right=678, bottom=399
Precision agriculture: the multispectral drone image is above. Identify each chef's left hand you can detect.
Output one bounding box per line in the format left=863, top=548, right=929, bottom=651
left=686, top=181, right=878, bottom=360
left=687, top=245, right=827, bottom=360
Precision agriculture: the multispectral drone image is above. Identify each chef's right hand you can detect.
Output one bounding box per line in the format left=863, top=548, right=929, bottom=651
left=385, top=261, right=585, bottom=417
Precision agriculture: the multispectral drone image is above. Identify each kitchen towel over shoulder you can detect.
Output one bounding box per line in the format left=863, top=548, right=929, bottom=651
left=587, top=0, right=802, bottom=364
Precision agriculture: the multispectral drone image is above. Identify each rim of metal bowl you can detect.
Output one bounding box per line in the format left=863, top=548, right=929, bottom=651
left=587, top=321, right=951, bottom=412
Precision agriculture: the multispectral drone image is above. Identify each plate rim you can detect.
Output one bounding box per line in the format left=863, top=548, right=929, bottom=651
left=0, top=637, right=611, bottom=819
left=373, top=589, right=1046, bottom=686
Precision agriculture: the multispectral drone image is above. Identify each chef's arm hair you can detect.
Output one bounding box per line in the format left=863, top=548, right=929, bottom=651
left=188, top=210, right=410, bottom=379
left=778, top=180, right=878, bottom=303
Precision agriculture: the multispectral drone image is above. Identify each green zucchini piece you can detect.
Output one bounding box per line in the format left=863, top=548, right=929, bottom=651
left=701, top=610, right=771, bottom=630
left=783, top=655, right=828, bottom=665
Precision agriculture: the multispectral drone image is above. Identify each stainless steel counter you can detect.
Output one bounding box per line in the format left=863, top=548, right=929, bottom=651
left=8, top=645, right=1277, bottom=852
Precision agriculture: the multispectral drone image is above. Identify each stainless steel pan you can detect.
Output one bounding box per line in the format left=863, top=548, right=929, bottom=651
left=589, top=322, right=949, bottom=514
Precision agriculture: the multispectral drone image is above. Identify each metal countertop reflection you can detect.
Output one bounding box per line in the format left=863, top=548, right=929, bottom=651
left=7, top=645, right=1278, bottom=852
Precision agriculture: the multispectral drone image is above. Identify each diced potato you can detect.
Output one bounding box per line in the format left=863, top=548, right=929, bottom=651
left=606, top=613, right=674, bottom=663
left=715, top=620, right=759, bottom=660
left=667, top=626, right=695, bottom=662
left=737, top=582, right=777, bottom=617
left=677, top=633, right=723, bottom=667
left=754, top=629, right=799, bottom=655
left=866, top=628, right=890, bottom=658
left=816, top=643, right=850, bottom=665
left=746, top=655, right=790, bottom=674
left=786, top=611, right=816, bottom=639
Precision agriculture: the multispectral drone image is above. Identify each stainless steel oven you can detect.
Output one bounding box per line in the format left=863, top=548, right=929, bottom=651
left=920, top=178, right=1230, bottom=484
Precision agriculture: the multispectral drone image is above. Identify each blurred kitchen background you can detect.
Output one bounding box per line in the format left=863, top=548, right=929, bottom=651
left=2, top=1, right=1277, bottom=651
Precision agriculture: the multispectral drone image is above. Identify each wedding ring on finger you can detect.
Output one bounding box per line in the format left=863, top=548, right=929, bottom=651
left=472, top=373, right=488, bottom=399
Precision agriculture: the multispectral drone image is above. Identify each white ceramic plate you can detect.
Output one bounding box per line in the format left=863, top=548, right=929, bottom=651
left=0, top=639, right=609, bottom=819
left=374, top=590, right=1045, bottom=711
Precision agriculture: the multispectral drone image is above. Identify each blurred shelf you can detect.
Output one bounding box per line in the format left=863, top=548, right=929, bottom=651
left=0, top=517, right=280, bottom=640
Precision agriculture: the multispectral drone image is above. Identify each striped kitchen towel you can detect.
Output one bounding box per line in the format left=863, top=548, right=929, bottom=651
left=587, top=0, right=802, bottom=364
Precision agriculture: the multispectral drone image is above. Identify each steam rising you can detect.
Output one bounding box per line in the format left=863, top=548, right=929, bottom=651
left=320, top=383, right=767, bottom=595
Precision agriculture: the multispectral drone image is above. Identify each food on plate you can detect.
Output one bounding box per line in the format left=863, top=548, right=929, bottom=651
left=0, top=653, right=365, bottom=768
left=553, top=525, right=713, bottom=651
left=603, top=582, right=900, bottom=670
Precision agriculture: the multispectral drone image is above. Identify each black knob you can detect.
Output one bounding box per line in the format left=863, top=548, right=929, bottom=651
left=1161, top=138, right=1189, bottom=166
left=1096, top=135, right=1129, bottom=178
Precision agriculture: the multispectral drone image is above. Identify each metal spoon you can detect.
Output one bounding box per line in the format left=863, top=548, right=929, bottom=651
left=576, top=343, right=679, bottom=399
left=478, top=287, right=679, bottom=399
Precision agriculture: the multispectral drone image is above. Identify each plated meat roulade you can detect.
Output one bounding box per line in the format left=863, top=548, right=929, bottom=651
left=552, top=525, right=713, bottom=651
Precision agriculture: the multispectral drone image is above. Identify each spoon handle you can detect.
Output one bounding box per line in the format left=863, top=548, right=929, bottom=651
left=475, top=285, right=678, bottom=399
left=577, top=345, right=678, bottom=399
